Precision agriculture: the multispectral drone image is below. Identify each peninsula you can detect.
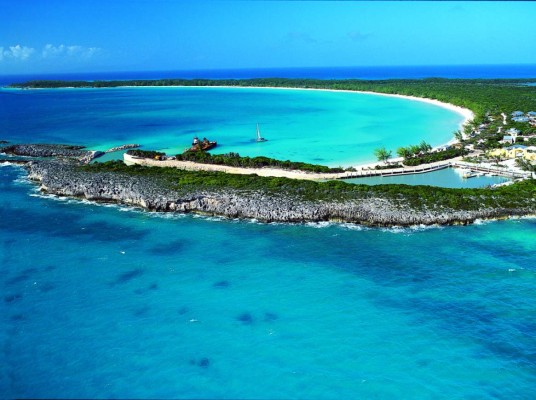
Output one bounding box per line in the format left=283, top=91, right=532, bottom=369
left=1, top=144, right=534, bottom=227
left=4, top=77, right=536, bottom=226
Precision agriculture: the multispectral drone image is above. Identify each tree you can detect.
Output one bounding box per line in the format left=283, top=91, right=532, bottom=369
left=374, top=146, right=392, bottom=164
left=419, top=140, right=432, bottom=153
left=409, top=144, right=422, bottom=156
left=454, top=130, right=464, bottom=142
left=396, top=146, right=411, bottom=159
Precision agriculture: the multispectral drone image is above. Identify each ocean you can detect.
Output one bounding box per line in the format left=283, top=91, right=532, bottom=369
left=1, top=68, right=536, bottom=398
left=0, top=86, right=462, bottom=166
left=1, top=164, right=535, bottom=398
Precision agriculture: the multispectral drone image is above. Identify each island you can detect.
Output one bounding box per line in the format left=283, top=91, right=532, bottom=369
left=3, top=78, right=536, bottom=226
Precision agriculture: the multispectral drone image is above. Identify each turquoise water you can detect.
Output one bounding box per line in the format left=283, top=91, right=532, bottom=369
left=2, top=88, right=535, bottom=398
left=1, top=163, right=536, bottom=399
left=0, top=87, right=463, bottom=166
left=345, top=167, right=509, bottom=188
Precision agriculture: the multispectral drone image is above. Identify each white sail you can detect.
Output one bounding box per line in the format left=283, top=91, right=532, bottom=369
left=255, top=123, right=266, bottom=142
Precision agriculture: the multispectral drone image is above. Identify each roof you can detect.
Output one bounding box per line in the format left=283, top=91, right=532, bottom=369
left=503, top=135, right=513, bottom=140
left=509, top=145, right=527, bottom=149
left=512, top=111, right=524, bottom=116
left=512, top=117, right=529, bottom=122
left=528, top=111, right=536, bottom=116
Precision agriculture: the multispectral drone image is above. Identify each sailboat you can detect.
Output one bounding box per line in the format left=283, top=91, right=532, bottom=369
left=255, top=123, right=267, bottom=142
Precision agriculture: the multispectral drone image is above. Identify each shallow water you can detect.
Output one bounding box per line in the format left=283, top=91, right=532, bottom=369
left=0, top=87, right=463, bottom=166
left=1, top=165, right=536, bottom=399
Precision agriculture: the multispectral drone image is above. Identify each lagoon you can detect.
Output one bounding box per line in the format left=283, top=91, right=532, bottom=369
left=0, top=87, right=464, bottom=166
left=344, top=167, right=509, bottom=188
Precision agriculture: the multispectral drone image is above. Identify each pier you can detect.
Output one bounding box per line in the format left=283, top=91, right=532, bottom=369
left=337, top=162, right=450, bottom=179
left=339, top=160, right=531, bottom=180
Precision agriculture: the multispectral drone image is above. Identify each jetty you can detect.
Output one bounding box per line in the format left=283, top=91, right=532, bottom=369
left=124, top=153, right=532, bottom=181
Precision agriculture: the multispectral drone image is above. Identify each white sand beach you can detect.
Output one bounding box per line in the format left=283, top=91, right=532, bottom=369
left=122, top=85, right=475, bottom=175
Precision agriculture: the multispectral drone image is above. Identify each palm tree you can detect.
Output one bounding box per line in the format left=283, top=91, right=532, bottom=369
left=419, top=140, right=432, bottom=153
left=396, top=146, right=411, bottom=159
left=409, top=144, right=422, bottom=156
left=374, top=146, right=392, bottom=164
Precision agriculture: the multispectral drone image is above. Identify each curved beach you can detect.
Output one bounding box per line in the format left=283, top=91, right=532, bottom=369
left=186, top=85, right=475, bottom=130
left=149, top=85, right=474, bottom=166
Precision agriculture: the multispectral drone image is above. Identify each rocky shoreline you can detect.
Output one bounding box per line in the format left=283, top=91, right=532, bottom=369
left=1, top=143, right=88, bottom=157
left=1, top=143, right=146, bottom=163
left=22, top=159, right=535, bottom=227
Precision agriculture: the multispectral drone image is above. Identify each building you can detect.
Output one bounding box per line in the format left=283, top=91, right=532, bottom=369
left=490, top=145, right=536, bottom=161
left=512, top=116, right=529, bottom=123
left=500, top=135, right=515, bottom=144
left=506, top=128, right=520, bottom=135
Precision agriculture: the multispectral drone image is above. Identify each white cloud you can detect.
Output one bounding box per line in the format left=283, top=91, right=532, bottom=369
left=42, top=44, right=101, bottom=59
left=0, top=45, right=35, bottom=61
left=0, top=43, right=101, bottom=64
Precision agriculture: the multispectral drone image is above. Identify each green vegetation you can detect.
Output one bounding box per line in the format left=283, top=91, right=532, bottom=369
left=396, top=140, right=432, bottom=159
left=127, top=149, right=349, bottom=173
left=80, top=161, right=536, bottom=211
left=128, top=149, right=165, bottom=159
left=516, top=158, right=536, bottom=173
left=374, top=147, right=392, bottom=164
left=374, top=163, right=402, bottom=170
left=403, top=148, right=466, bottom=166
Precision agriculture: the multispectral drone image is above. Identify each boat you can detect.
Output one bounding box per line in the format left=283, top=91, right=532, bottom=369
left=462, top=170, right=477, bottom=179
left=255, top=123, right=267, bottom=142
left=186, top=136, right=217, bottom=152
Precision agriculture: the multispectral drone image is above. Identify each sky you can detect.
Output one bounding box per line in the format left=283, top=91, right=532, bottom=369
left=1, top=0, right=536, bottom=74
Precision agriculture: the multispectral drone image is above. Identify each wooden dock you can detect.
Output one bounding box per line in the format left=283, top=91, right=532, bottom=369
left=451, top=161, right=531, bottom=179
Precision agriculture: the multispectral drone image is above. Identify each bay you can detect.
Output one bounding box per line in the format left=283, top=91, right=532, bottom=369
left=0, top=87, right=463, bottom=166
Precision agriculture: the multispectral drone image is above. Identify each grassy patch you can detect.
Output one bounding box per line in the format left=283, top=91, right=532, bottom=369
left=80, top=161, right=536, bottom=210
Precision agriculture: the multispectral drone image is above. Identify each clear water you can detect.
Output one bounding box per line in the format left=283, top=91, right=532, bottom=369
left=0, top=87, right=463, bottom=166
left=344, top=167, right=509, bottom=188
left=1, top=85, right=535, bottom=399
left=1, top=164, right=536, bottom=399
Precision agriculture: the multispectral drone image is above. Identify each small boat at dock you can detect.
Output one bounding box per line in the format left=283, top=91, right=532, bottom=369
left=462, top=171, right=477, bottom=179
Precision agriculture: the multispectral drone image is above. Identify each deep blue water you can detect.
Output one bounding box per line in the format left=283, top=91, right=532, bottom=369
left=1, top=64, right=536, bottom=86
left=1, top=163, right=536, bottom=399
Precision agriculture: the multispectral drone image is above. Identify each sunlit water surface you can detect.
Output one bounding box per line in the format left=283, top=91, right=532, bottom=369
left=1, top=164, right=535, bottom=399
left=0, top=87, right=464, bottom=166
